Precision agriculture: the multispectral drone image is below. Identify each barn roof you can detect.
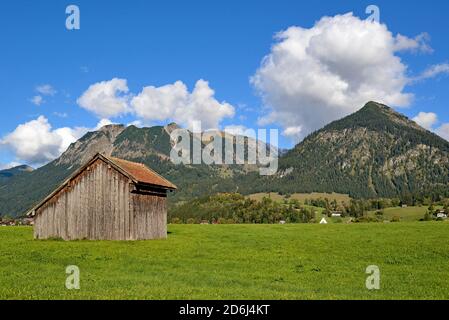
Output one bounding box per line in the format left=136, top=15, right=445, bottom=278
left=107, top=156, right=177, bottom=190
left=26, top=153, right=176, bottom=217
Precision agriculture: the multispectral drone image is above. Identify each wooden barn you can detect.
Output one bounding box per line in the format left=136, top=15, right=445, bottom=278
left=27, top=153, right=177, bottom=240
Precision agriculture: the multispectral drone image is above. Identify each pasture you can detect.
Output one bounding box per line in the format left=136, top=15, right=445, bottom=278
left=247, top=192, right=351, bottom=204
left=367, top=206, right=429, bottom=222
left=1, top=223, right=449, bottom=300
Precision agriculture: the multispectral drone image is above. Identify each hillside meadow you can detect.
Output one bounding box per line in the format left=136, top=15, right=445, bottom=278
left=247, top=192, right=351, bottom=204
left=246, top=193, right=436, bottom=224
left=366, top=206, right=430, bottom=222
left=1, top=222, right=449, bottom=300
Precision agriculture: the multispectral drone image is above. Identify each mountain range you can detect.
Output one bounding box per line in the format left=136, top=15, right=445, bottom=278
left=1, top=101, right=448, bottom=217
left=0, top=165, right=33, bottom=185
left=238, top=102, right=449, bottom=198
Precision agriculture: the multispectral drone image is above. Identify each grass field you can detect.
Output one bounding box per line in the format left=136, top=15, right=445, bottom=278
left=367, top=206, right=430, bottom=222
left=1, top=223, right=449, bottom=300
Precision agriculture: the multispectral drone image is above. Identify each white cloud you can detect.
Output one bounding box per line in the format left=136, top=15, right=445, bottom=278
left=282, top=126, right=302, bottom=142
left=394, top=33, right=432, bottom=53
left=77, top=78, right=130, bottom=118
left=224, top=125, right=257, bottom=138
left=0, top=116, right=81, bottom=165
left=251, top=13, right=431, bottom=140
left=0, top=117, right=109, bottom=166
left=77, top=78, right=235, bottom=129
left=436, top=123, right=449, bottom=141
left=413, top=63, right=449, bottom=82
left=127, top=120, right=144, bottom=128
left=412, top=112, right=438, bottom=130
left=36, top=84, right=57, bottom=96
left=29, top=84, right=57, bottom=105
left=224, top=125, right=247, bottom=135
left=30, top=95, right=44, bottom=106
left=0, top=162, right=22, bottom=170
left=412, top=111, right=449, bottom=141
left=94, top=119, right=115, bottom=130
left=131, top=79, right=235, bottom=130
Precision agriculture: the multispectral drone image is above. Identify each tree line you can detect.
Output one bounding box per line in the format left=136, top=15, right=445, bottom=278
left=168, top=192, right=449, bottom=224
left=169, top=193, right=315, bottom=224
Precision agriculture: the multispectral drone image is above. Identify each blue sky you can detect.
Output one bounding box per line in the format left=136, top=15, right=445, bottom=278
left=1, top=0, right=449, bottom=168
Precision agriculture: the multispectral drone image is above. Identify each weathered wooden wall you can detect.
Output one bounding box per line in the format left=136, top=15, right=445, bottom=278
left=131, top=192, right=167, bottom=240
left=33, top=159, right=167, bottom=240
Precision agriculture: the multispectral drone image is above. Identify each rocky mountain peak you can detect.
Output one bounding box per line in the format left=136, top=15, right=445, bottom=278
left=98, top=124, right=126, bottom=136
left=56, top=124, right=126, bottom=167
left=164, top=122, right=182, bottom=134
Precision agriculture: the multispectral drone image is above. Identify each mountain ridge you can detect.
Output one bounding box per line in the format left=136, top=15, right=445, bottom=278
left=0, top=165, right=34, bottom=185
left=258, top=101, right=449, bottom=198
left=1, top=101, right=448, bottom=217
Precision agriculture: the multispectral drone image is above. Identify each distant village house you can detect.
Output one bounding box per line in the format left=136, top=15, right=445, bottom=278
left=436, top=211, right=447, bottom=219
left=331, top=211, right=342, bottom=217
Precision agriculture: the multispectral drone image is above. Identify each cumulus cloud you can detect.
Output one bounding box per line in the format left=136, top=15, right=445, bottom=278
left=0, top=117, right=110, bottom=166
left=436, top=123, right=449, bottom=141
left=394, top=33, right=432, bottom=53
left=413, top=112, right=438, bottom=130
left=282, top=126, right=302, bottom=142
left=77, top=78, right=130, bottom=118
left=131, top=79, right=235, bottom=130
left=94, top=118, right=115, bottom=130
left=412, top=111, right=449, bottom=141
left=30, top=95, right=44, bottom=106
left=77, top=78, right=235, bottom=130
left=251, top=12, right=433, bottom=141
left=0, top=116, right=80, bottom=165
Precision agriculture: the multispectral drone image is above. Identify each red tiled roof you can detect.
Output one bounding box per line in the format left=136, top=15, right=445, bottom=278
left=108, top=156, right=177, bottom=190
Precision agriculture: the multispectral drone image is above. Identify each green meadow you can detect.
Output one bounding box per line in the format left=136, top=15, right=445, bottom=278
left=366, top=206, right=430, bottom=222
left=247, top=192, right=351, bottom=204
left=1, top=223, right=449, bottom=300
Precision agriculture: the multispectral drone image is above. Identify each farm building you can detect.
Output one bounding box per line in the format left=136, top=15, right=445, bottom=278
left=27, top=153, right=177, bottom=240
left=331, top=211, right=342, bottom=217
left=437, top=212, right=447, bottom=219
